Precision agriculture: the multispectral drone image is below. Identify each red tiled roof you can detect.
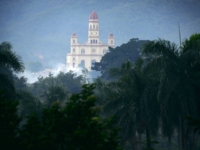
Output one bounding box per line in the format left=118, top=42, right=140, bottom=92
left=89, top=11, right=98, bottom=20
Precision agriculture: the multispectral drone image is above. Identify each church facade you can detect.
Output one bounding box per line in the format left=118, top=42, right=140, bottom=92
left=66, top=11, right=114, bottom=71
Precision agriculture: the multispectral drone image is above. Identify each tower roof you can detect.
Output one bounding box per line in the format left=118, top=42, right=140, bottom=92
left=109, top=33, right=114, bottom=37
left=108, top=33, right=114, bottom=38
left=71, top=32, right=77, bottom=37
left=89, top=11, right=98, bottom=20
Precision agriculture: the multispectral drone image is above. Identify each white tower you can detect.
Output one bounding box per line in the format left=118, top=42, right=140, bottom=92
left=71, top=33, right=78, bottom=45
left=88, top=11, right=100, bottom=44
left=66, top=11, right=114, bottom=71
left=108, top=33, right=114, bottom=46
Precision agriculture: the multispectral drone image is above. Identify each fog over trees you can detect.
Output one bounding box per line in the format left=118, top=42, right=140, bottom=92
left=1, top=33, right=200, bottom=150
left=1, top=0, right=200, bottom=150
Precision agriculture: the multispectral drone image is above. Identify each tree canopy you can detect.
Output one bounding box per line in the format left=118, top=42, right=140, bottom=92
left=92, top=38, right=150, bottom=79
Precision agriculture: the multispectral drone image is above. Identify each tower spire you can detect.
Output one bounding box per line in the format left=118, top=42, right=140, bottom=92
left=88, top=11, right=99, bottom=44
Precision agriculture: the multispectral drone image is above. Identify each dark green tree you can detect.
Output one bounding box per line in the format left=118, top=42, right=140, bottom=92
left=17, top=90, right=43, bottom=118
left=95, top=59, right=160, bottom=150
left=29, top=71, right=83, bottom=101
left=0, top=42, right=24, bottom=99
left=0, top=90, right=21, bottom=149
left=19, top=84, right=122, bottom=150
left=141, top=33, right=200, bottom=150
left=92, top=38, right=150, bottom=79
left=42, top=85, right=68, bottom=107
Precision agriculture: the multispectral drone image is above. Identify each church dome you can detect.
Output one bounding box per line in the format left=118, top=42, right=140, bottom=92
left=71, top=33, right=77, bottom=37
left=108, top=33, right=114, bottom=38
left=89, top=11, right=98, bottom=20
left=109, top=33, right=114, bottom=37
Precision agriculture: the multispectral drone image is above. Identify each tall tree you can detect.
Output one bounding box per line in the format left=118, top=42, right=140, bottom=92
left=141, top=34, right=200, bottom=150
left=92, top=38, right=150, bottom=79
left=95, top=59, right=160, bottom=150
left=0, top=42, right=24, bottom=99
left=19, top=84, right=122, bottom=150
left=0, top=90, right=21, bottom=149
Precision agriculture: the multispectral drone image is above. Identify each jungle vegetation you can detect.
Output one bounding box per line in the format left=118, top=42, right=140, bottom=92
left=1, top=33, right=200, bottom=150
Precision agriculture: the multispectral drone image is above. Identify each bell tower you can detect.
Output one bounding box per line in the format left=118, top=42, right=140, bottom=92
left=71, top=33, right=78, bottom=45
left=108, top=33, right=114, bottom=47
left=67, top=11, right=114, bottom=71
left=88, top=11, right=99, bottom=44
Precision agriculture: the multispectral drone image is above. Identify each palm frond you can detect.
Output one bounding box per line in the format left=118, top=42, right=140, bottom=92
left=0, top=42, right=24, bottom=72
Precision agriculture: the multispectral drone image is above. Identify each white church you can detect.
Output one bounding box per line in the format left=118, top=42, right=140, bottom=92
left=66, top=11, right=114, bottom=71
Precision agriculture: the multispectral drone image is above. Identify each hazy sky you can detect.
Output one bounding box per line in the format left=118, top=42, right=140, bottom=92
left=0, top=0, right=200, bottom=67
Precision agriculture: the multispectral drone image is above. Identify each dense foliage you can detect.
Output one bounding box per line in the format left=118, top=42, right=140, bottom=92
left=0, top=42, right=122, bottom=150
left=94, top=34, right=200, bottom=150
left=18, top=84, right=122, bottom=150
left=92, top=38, right=150, bottom=78
left=1, top=33, right=200, bottom=150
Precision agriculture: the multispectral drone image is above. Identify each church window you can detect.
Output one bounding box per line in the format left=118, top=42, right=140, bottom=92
left=111, top=40, right=113, bottom=44
left=92, top=49, right=96, bottom=53
left=73, top=49, right=75, bottom=53
left=91, top=40, right=92, bottom=44
left=73, top=63, right=75, bottom=68
left=90, top=25, right=92, bottom=29
left=96, top=40, right=97, bottom=43
left=73, top=57, right=75, bottom=61
left=81, top=49, right=85, bottom=54
left=93, top=24, right=95, bottom=29
left=80, top=60, right=85, bottom=68
left=73, top=40, right=75, bottom=43
left=96, top=25, right=98, bottom=29
left=93, top=39, right=95, bottom=43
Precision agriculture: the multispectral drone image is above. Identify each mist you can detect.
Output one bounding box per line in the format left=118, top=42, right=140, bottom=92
left=17, top=63, right=100, bottom=83
left=1, top=1, right=200, bottom=149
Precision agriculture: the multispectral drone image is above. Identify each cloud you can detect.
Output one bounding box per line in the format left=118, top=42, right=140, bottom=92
left=17, top=63, right=91, bottom=83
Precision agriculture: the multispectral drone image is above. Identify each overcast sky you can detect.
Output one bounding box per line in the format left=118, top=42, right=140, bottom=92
left=0, top=0, right=200, bottom=67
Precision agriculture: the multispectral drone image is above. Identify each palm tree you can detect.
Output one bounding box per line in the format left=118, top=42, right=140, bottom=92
left=141, top=34, right=200, bottom=150
left=142, top=39, right=180, bottom=141
left=95, top=59, right=160, bottom=150
left=0, top=42, right=24, bottom=72
left=0, top=42, right=24, bottom=99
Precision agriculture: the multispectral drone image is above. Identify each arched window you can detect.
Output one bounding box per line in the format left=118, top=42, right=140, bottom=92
left=96, top=25, right=98, bottom=29
left=73, top=63, right=75, bottom=68
left=111, top=40, right=113, bottom=44
left=92, top=49, right=96, bottom=53
left=93, top=24, right=95, bottom=28
left=90, top=25, right=92, bottom=29
left=91, top=40, right=92, bottom=44
left=80, top=60, right=85, bottom=68
left=73, top=40, right=75, bottom=43
left=96, top=40, right=97, bottom=43
left=81, top=49, right=85, bottom=54
left=73, top=49, right=75, bottom=53
left=93, top=39, right=95, bottom=43
left=91, top=59, right=96, bottom=67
